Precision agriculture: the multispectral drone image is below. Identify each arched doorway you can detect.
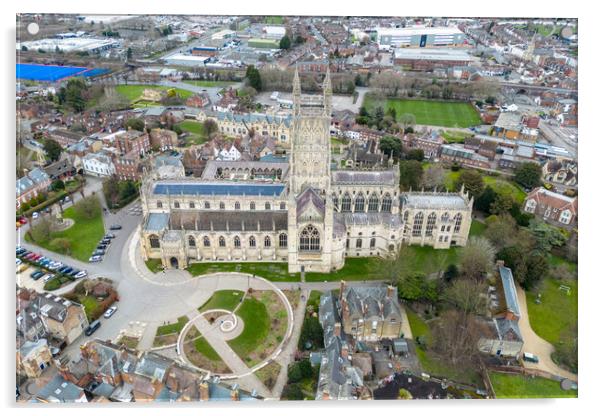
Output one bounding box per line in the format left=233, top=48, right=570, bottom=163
left=170, top=257, right=179, bottom=269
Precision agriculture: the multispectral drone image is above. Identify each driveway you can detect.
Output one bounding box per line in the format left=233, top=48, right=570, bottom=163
left=516, top=286, right=577, bottom=382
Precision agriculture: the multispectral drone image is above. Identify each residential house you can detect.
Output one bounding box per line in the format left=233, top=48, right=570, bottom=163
left=35, top=375, right=88, bottom=403
left=402, top=132, right=444, bottom=160
left=16, top=338, right=53, bottom=378
left=186, top=92, right=211, bottom=108
left=523, top=187, right=578, bottom=229
left=439, top=144, right=491, bottom=169
left=16, top=167, right=51, bottom=208
left=47, top=128, right=87, bottom=148
left=113, top=151, right=143, bottom=181
left=150, top=128, right=179, bottom=152
left=115, top=129, right=151, bottom=156
left=82, top=152, right=116, bottom=177
left=44, top=155, right=76, bottom=181
left=543, top=159, right=578, bottom=189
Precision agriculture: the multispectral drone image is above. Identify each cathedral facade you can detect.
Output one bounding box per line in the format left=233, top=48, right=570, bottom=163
left=139, top=69, right=473, bottom=272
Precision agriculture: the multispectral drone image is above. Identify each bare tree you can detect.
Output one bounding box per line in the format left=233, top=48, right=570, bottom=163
left=443, top=278, right=488, bottom=316
left=459, top=236, right=495, bottom=281
left=422, top=165, right=446, bottom=190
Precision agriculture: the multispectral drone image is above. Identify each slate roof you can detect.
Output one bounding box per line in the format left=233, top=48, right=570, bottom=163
left=168, top=210, right=288, bottom=232
left=332, top=170, right=396, bottom=185
left=134, top=352, right=172, bottom=382
left=336, top=212, right=402, bottom=228
left=213, top=110, right=293, bottom=127
left=343, top=285, right=402, bottom=320
left=153, top=182, right=286, bottom=197
left=296, top=187, right=325, bottom=218
left=36, top=375, right=84, bottom=403
left=494, top=318, right=523, bottom=342
left=16, top=167, right=50, bottom=196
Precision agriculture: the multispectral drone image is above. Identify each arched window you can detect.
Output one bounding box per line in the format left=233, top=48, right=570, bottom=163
left=280, top=202, right=286, bottom=210
left=453, top=213, right=463, bottom=233
left=219, top=202, right=225, bottom=210
left=156, top=201, right=163, bottom=208
left=341, top=193, right=352, bottom=212
left=279, top=233, right=287, bottom=248
left=332, top=194, right=339, bottom=211
left=234, top=236, right=241, bottom=248
left=354, top=193, right=365, bottom=212
left=250, top=202, right=256, bottom=210
left=149, top=235, right=160, bottom=249
left=370, top=237, right=376, bottom=248
left=442, top=212, right=450, bottom=222
left=203, top=236, right=210, bottom=247
left=204, top=201, right=210, bottom=209
left=381, top=193, right=392, bottom=213
left=299, top=225, right=320, bottom=251
left=249, top=236, right=256, bottom=247
left=265, top=202, right=271, bottom=210
left=426, top=212, right=437, bottom=237
left=174, top=201, right=180, bottom=208
left=356, top=238, right=362, bottom=249
left=188, top=236, right=196, bottom=247
left=264, top=236, right=271, bottom=248
left=403, top=210, right=409, bottom=222
left=368, top=194, right=379, bottom=212
left=234, top=201, right=240, bottom=210
left=412, top=212, right=424, bottom=236
left=219, top=236, right=226, bottom=247
left=189, top=202, right=195, bottom=209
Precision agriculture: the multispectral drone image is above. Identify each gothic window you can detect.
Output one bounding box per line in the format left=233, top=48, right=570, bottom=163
left=279, top=233, right=288, bottom=248
left=189, top=202, right=195, bottom=209
left=264, top=236, right=271, bottom=248
left=234, top=236, right=241, bottom=248
left=356, top=238, right=362, bottom=249
left=341, top=193, right=352, bottom=212
left=381, top=193, right=392, bottom=213
left=412, top=212, right=424, bottom=237
left=332, top=194, right=339, bottom=211
left=219, top=236, right=226, bottom=247
left=299, top=225, right=320, bottom=251
left=219, top=202, right=225, bottom=210
left=426, top=212, right=437, bottom=237
left=442, top=212, right=450, bottom=222
left=235, top=201, right=240, bottom=210
left=174, top=201, right=180, bottom=208
left=149, top=235, right=160, bottom=249
left=370, top=237, right=376, bottom=249
left=265, top=202, right=271, bottom=210
left=156, top=201, right=163, bottom=209
left=203, top=236, right=210, bottom=247
left=403, top=210, right=409, bottom=222
left=204, top=201, right=210, bottom=209
left=368, top=194, right=379, bottom=212
left=280, top=202, right=286, bottom=210
left=354, top=193, right=365, bottom=212
left=188, top=236, right=196, bottom=247
left=346, top=239, right=350, bottom=249
left=453, top=213, right=462, bottom=233
left=249, top=236, right=256, bottom=247
left=250, top=201, right=256, bottom=210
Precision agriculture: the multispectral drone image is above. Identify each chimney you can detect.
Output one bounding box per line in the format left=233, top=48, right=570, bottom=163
left=386, top=285, right=394, bottom=299
left=334, top=322, right=341, bottom=337
left=199, top=380, right=209, bottom=401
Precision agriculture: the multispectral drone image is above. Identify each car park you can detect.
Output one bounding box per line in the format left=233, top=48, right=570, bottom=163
left=43, top=273, right=56, bottom=283
left=93, top=249, right=105, bottom=256
left=97, top=244, right=108, bottom=250
left=48, top=262, right=62, bottom=271
left=89, top=255, right=103, bottom=263
left=85, top=320, right=101, bottom=336
left=24, top=253, right=37, bottom=261
left=16, top=258, right=22, bottom=266
left=68, top=269, right=80, bottom=277
left=103, top=306, right=117, bottom=319
left=109, top=224, right=122, bottom=230
left=17, top=264, right=29, bottom=273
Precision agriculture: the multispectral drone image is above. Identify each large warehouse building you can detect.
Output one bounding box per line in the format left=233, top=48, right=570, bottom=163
left=393, top=48, right=473, bottom=71
left=376, top=26, right=466, bottom=49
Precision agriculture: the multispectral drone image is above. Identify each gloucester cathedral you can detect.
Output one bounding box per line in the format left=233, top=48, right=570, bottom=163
left=140, top=69, right=473, bottom=272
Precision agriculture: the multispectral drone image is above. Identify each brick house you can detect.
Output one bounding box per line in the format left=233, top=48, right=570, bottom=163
left=150, top=128, right=179, bottom=151
left=16, top=167, right=51, bottom=209
left=523, top=187, right=578, bottom=229
left=115, top=129, right=151, bottom=156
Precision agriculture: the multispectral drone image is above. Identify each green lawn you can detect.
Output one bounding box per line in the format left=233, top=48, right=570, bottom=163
left=526, top=277, right=577, bottom=346
left=444, top=169, right=527, bottom=203
left=187, top=262, right=300, bottom=282
left=490, top=373, right=577, bottom=398
left=194, top=337, right=222, bottom=361
left=26, top=201, right=105, bottom=262
left=265, top=16, right=284, bottom=24
left=156, top=316, right=189, bottom=336
left=227, top=297, right=270, bottom=359
left=80, top=296, right=102, bottom=321
left=364, top=96, right=481, bottom=128
left=115, top=85, right=194, bottom=102
left=469, top=220, right=487, bottom=237
left=441, top=130, right=473, bottom=144
left=198, top=290, right=245, bottom=313
left=145, top=259, right=163, bottom=273
left=183, top=80, right=234, bottom=88
left=177, top=120, right=208, bottom=145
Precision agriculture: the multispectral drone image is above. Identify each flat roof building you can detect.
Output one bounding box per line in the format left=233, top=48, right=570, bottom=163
left=393, top=48, right=473, bottom=71
left=376, top=26, right=466, bottom=49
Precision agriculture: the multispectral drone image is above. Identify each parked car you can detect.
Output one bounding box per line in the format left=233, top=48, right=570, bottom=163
left=18, top=217, right=28, bottom=225
left=109, top=224, right=122, bottom=230
left=101, top=239, right=111, bottom=245
left=16, top=258, right=22, bottom=266
left=17, top=264, right=29, bottom=273
left=97, top=244, right=108, bottom=250
left=32, top=212, right=39, bottom=220
left=85, top=320, right=102, bottom=336
left=93, top=249, right=106, bottom=256
left=89, top=255, right=103, bottom=263
left=68, top=269, right=80, bottom=277
left=75, top=270, right=88, bottom=279
left=104, top=234, right=116, bottom=239
left=43, top=273, right=56, bottom=283
left=30, top=270, right=45, bottom=280
left=48, top=262, right=62, bottom=271
left=104, top=306, right=117, bottom=319
left=523, top=352, right=539, bottom=363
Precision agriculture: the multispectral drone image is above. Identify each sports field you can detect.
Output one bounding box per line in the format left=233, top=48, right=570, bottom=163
left=365, top=97, right=481, bottom=128
left=17, top=64, right=109, bottom=82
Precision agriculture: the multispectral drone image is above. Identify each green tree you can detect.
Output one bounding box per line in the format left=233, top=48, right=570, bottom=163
left=126, top=118, right=145, bottom=132
left=484, top=214, right=517, bottom=250
left=443, top=264, right=459, bottom=283
left=489, top=192, right=515, bottom=215
left=64, top=78, right=88, bottom=112
left=459, top=236, right=495, bottom=281
left=282, top=383, right=304, bottom=400
left=399, top=113, right=416, bottom=130
left=379, top=136, right=402, bottom=159
left=126, top=47, right=133, bottom=59
left=456, top=169, right=484, bottom=198
left=398, top=388, right=413, bottom=400
left=474, top=186, right=497, bottom=214
left=203, top=119, right=218, bottom=136
left=29, top=217, right=52, bottom=244
left=49, top=237, right=71, bottom=255
left=43, top=139, right=63, bottom=162
left=279, top=35, right=291, bottom=49
left=405, top=148, right=424, bottom=162
left=523, top=252, right=549, bottom=290
left=399, top=273, right=440, bottom=304
left=399, top=160, right=423, bottom=191
left=245, top=65, right=262, bottom=91
left=51, top=179, right=65, bottom=192
left=74, top=196, right=101, bottom=220
left=528, top=219, right=568, bottom=252
left=514, top=162, right=542, bottom=189
left=377, top=244, right=416, bottom=285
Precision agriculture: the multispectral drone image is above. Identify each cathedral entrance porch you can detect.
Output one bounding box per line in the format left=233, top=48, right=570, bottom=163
left=170, top=257, right=179, bottom=269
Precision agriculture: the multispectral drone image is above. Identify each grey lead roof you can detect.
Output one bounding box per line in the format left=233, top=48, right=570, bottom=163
left=332, top=170, right=396, bottom=185
left=499, top=265, right=521, bottom=317
left=400, top=192, right=469, bottom=210
left=169, top=210, right=288, bottom=232
left=336, top=212, right=402, bottom=228
left=145, top=213, right=170, bottom=232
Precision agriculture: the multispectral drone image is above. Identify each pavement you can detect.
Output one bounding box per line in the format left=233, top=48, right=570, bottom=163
left=515, top=286, right=577, bottom=382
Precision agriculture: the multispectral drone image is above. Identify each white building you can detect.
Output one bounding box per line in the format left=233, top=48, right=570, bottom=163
left=82, top=152, right=115, bottom=177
